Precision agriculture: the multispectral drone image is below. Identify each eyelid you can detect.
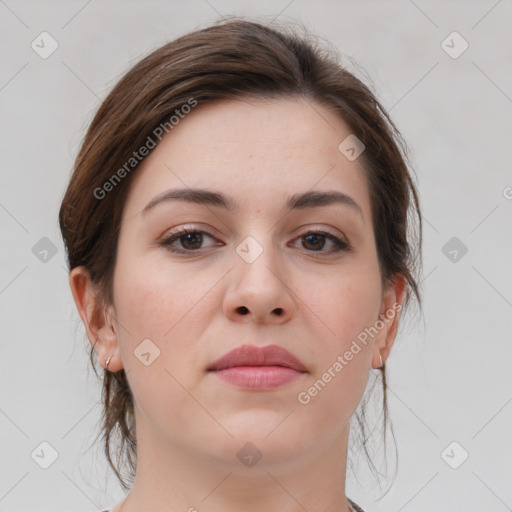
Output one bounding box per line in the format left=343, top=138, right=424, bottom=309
left=295, top=224, right=341, bottom=238
left=159, top=223, right=218, bottom=240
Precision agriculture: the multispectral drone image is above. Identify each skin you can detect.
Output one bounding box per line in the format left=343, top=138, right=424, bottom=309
left=70, top=97, right=405, bottom=512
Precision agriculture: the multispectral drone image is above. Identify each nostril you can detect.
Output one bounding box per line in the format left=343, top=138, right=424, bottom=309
left=237, top=306, right=249, bottom=315
left=273, top=308, right=283, bottom=316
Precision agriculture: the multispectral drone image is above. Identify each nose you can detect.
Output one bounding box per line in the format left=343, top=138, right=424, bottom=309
left=222, top=240, right=295, bottom=325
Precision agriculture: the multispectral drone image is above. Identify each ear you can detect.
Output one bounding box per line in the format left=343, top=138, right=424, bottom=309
left=68, top=266, right=123, bottom=372
left=372, top=274, right=407, bottom=368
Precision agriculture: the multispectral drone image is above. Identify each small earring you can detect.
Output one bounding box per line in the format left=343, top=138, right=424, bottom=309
left=105, top=355, right=113, bottom=371
left=379, top=354, right=384, bottom=368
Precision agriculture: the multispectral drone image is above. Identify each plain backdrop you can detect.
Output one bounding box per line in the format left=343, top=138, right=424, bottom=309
left=1, top=1, right=511, bottom=511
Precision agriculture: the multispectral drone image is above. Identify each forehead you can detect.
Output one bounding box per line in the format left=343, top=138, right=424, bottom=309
left=122, top=97, right=372, bottom=220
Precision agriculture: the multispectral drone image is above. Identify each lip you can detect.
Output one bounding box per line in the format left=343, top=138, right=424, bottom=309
left=208, top=344, right=307, bottom=390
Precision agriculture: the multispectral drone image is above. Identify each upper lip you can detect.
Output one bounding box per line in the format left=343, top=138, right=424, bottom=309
left=208, top=344, right=307, bottom=372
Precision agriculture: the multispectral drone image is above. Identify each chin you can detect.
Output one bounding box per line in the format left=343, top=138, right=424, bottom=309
left=197, top=412, right=313, bottom=471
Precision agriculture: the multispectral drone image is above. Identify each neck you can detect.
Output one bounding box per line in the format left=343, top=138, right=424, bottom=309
left=114, top=413, right=354, bottom=512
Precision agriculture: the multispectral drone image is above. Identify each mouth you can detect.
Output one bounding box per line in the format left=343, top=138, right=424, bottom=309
left=207, top=344, right=307, bottom=390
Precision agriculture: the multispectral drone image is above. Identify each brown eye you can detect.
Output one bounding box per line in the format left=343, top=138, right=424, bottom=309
left=302, top=233, right=327, bottom=251
left=160, top=228, right=219, bottom=253
left=178, top=231, right=203, bottom=250
left=292, top=231, right=350, bottom=255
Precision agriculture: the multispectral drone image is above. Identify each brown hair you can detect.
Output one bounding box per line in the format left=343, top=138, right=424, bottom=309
left=59, top=17, right=422, bottom=492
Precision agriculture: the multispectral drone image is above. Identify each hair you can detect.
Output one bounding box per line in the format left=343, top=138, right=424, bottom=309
left=59, top=17, right=422, bottom=493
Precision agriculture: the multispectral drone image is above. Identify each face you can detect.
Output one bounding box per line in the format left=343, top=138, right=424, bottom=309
left=105, top=97, right=401, bottom=472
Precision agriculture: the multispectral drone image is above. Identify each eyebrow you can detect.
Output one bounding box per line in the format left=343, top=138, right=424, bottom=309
left=141, top=187, right=364, bottom=219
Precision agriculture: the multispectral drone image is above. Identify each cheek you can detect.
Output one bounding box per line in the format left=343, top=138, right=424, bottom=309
left=111, top=255, right=213, bottom=429
left=113, top=257, right=204, bottom=348
left=296, top=259, right=382, bottom=408
left=303, top=260, right=382, bottom=346
left=111, top=250, right=230, bottom=386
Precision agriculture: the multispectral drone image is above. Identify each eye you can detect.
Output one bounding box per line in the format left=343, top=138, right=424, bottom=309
left=291, top=230, right=350, bottom=255
left=159, top=227, right=351, bottom=256
left=159, top=227, right=220, bottom=253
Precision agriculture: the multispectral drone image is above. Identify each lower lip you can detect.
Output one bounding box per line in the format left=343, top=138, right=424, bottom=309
left=210, top=366, right=305, bottom=390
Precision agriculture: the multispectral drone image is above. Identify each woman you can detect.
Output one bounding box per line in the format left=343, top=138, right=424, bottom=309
left=59, top=18, right=422, bottom=512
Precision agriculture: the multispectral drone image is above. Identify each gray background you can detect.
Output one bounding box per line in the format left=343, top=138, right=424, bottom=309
left=1, top=1, right=511, bottom=511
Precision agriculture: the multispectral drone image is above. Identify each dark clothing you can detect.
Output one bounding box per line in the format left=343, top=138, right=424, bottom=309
left=348, top=497, right=366, bottom=511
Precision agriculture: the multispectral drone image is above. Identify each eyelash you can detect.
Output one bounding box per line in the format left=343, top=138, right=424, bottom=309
left=159, top=226, right=351, bottom=256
